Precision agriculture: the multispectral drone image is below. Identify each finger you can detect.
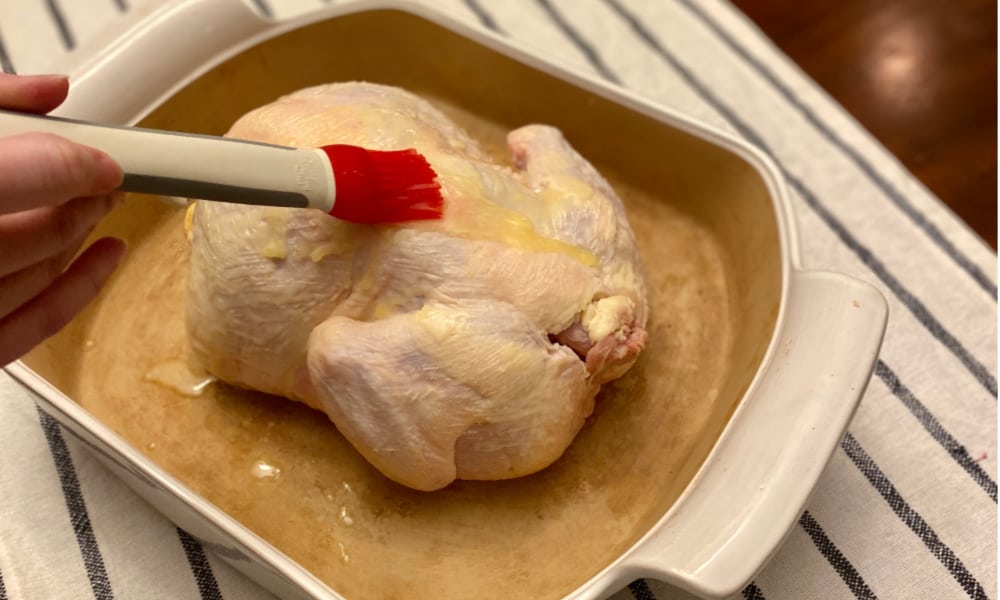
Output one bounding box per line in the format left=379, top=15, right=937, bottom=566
left=0, top=227, right=91, bottom=318
left=0, top=132, right=122, bottom=213
left=0, top=237, right=126, bottom=366
left=0, top=73, right=69, bottom=113
left=0, top=192, right=121, bottom=278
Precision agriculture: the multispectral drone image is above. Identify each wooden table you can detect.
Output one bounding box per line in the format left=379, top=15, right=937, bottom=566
left=732, top=0, right=997, bottom=250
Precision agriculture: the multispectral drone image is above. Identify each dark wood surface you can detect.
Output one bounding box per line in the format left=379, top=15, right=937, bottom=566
left=731, top=0, right=997, bottom=251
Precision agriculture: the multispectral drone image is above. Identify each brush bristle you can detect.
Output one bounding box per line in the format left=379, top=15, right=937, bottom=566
left=322, top=145, right=443, bottom=224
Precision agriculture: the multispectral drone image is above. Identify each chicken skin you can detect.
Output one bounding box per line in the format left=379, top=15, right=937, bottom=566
left=186, top=82, right=648, bottom=491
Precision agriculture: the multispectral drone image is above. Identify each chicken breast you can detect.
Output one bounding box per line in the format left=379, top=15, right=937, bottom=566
left=186, top=82, right=648, bottom=491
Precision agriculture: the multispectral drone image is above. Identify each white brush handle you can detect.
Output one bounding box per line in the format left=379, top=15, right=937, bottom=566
left=0, top=109, right=336, bottom=212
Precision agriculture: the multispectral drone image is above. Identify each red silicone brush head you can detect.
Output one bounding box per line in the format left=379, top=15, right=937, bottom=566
left=321, top=144, right=443, bottom=224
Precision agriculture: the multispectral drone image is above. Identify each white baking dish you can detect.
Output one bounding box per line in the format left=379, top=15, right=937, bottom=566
left=5, top=1, right=888, bottom=598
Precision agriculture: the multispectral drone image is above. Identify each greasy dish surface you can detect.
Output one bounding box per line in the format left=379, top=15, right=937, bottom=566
left=32, top=104, right=738, bottom=599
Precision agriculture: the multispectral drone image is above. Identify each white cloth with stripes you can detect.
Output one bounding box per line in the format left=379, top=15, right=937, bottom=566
left=0, top=1, right=995, bottom=599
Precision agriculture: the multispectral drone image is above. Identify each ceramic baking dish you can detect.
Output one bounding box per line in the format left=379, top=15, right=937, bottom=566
left=6, top=1, right=888, bottom=598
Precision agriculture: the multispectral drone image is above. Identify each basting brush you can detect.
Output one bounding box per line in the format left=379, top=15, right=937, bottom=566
left=0, top=109, right=443, bottom=224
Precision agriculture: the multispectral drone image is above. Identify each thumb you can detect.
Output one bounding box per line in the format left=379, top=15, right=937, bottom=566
left=0, top=132, right=123, bottom=214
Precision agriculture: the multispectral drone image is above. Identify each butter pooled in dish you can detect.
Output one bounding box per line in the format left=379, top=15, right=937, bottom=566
left=185, top=82, right=648, bottom=491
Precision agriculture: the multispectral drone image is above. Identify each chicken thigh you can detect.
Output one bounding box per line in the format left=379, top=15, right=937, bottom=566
left=186, top=82, right=648, bottom=491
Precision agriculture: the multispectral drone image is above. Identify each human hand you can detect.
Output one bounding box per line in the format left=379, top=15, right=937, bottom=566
left=0, top=73, right=126, bottom=366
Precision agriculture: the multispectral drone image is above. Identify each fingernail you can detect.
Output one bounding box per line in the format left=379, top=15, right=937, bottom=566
left=9, top=73, right=69, bottom=84
left=110, top=190, right=126, bottom=208
left=101, top=193, right=119, bottom=214
left=107, top=237, right=128, bottom=263
left=31, top=74, right=69, bottom=83
left=94, top=150, right=124, bottom=190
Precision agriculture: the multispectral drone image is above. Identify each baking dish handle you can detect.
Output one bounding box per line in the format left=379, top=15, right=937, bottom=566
left=52, top=0, right=275, bottom=123
left=622, top=269, right=887, bottom=599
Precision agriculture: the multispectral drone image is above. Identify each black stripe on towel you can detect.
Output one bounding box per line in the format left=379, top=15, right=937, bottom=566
left=44, top=0, right=75, bottom=50
left=799, top=511, right=878, bottom=600
left=788, top=178, right=996, bottom=396
left=875, top=360, right=998, bottom=502
left=463, top=0, right=504, bottom=34
left=601, top=0, right=997, bottom=399
left=628, top=579, right=657, bottom=600
left=841, top=432, right=989, bottom=600
left=676, top=0, right=997, bottom=299
left=534, top=0, right=621, bottom=83
left=0, top=30, right=14, bottom=74
left=247, top=0, right=272, bottom=18
left=742, top=582, right=766, bottom=600
left=36, top=407, right=114, bottom=600
left=0, top=564, right=8, bottom=600
left=177, top=528, right=224, bottom=600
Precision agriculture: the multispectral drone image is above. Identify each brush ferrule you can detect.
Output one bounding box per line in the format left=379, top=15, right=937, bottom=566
left=309, top=148, right=337, bottom=214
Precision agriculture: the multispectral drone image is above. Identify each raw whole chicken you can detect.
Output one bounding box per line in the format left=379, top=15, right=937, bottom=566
left=186, top=82, right=648, bottom=491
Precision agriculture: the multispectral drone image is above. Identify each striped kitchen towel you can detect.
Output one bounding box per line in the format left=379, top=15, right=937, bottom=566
left=0, top=1, right=995, bottom=599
